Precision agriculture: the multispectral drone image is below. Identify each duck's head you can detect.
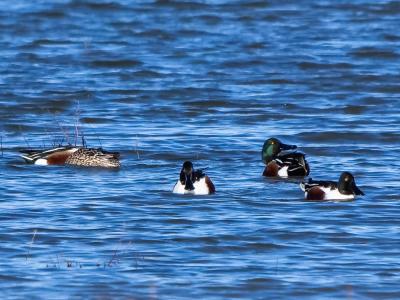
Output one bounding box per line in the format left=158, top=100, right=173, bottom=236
left=338, top=172, right=364, bottom=196
left=261, top=138, right=297, bottom=163
left=180, top=161, right=195, bottom=191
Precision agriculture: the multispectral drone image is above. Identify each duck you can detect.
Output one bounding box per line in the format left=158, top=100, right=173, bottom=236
left=20, top=146, right=120, bottom=168
left=173, top=161, right=215, bottom=195
left=261, top=138, right=310, bottom=177
left=300, top=172, right=364, bottom=201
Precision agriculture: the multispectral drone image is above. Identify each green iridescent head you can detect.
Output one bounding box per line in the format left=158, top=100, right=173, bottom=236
left=261, top=138, right=297, bottom=163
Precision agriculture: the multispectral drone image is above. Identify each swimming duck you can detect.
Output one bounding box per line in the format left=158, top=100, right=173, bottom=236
left=20, top=146, right=120, bottom=168
left=261, top=138, right=310, bottom=177
left=300, top=172, right=364, bottom=201
left=173, top=161, right=215, bottom=195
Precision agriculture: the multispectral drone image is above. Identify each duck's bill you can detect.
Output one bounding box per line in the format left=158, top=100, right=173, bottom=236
left=354, top=185, right=365, bottom=196
left=280, top=143, right=297, bottom=151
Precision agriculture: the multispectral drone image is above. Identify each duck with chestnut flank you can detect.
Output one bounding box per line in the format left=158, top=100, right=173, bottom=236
left=20, top=146, right=120, bottom=168
left=300, top=172, right=364, bottom=201
left=261, top=138, right=310, bottom=177
left=173, top=161, right=215, bottom=195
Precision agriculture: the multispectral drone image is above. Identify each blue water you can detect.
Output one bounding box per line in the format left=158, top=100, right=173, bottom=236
left=1, top=0, right=400, bottom=298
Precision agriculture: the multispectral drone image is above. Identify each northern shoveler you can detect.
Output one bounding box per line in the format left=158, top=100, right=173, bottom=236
left=261, top=138, right=310, bottom=177
left=300, top=172, right=364, bottom=201
left=20, top=146, right=120, bottom=168
left=173, top=161, right=215, bottom=195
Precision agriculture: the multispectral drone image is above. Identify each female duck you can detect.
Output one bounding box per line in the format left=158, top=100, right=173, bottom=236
left=20, top=146, right=120, bottom=168
left=173, top=161, right=215, bottom=195
left=300, top=172, right=364, bottom=201
left=261, top=138, right=310, bottom=177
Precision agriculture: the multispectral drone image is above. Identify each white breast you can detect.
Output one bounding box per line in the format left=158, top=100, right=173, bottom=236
left=173, top=180, right=187, bottom=194
left=306, top=186, right=355, bottom=201
left=173, top=178, right=210, bottom=195
left=277, top=166, right=289, bottom=177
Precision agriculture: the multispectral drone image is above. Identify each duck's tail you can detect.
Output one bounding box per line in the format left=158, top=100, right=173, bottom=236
left=19, top=146, right=74, bottom=164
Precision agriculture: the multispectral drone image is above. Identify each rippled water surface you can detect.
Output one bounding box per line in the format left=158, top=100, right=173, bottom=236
left=1, top=0, right=400, bottom=299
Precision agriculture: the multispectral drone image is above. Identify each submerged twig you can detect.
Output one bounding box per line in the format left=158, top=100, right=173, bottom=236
left=97, top=133, right=102, bottom=149
left=74, top=100, right=81, bottom=146
left=87, top=123, right=102, bottom=149
left=56, top=254, right=61, bottom=269
left=26, top=229, right=38, bottom=261
left=1, top=135, right=3, bottom=157
left=81, top=134, right=86, bottom=148
left=108, top=249, right=119, bottom=267
left=46, top=109, right=59, bottom=147
left=135, top=135, right=140, bottom=159
left=54, top=115, right=70, bottom=146
left=19, top=126, right=31, bottom=149
left=72, top=99, right=88, bottom=147
left=107, top=241, right=134, bottom=267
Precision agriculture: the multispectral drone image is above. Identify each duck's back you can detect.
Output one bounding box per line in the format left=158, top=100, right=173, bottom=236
left=65, top=148, right=120, bottom=168
left=277, top=151, right=310, bottom=176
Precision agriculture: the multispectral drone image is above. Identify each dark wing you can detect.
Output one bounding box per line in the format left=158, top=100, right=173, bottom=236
left=276, top=151, right=310, bottom=176
left=193, top=169, right=206, bottom=181
left=205, top=176, right=216, bottom=194
left=301, top=178, right=337, bottom=192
